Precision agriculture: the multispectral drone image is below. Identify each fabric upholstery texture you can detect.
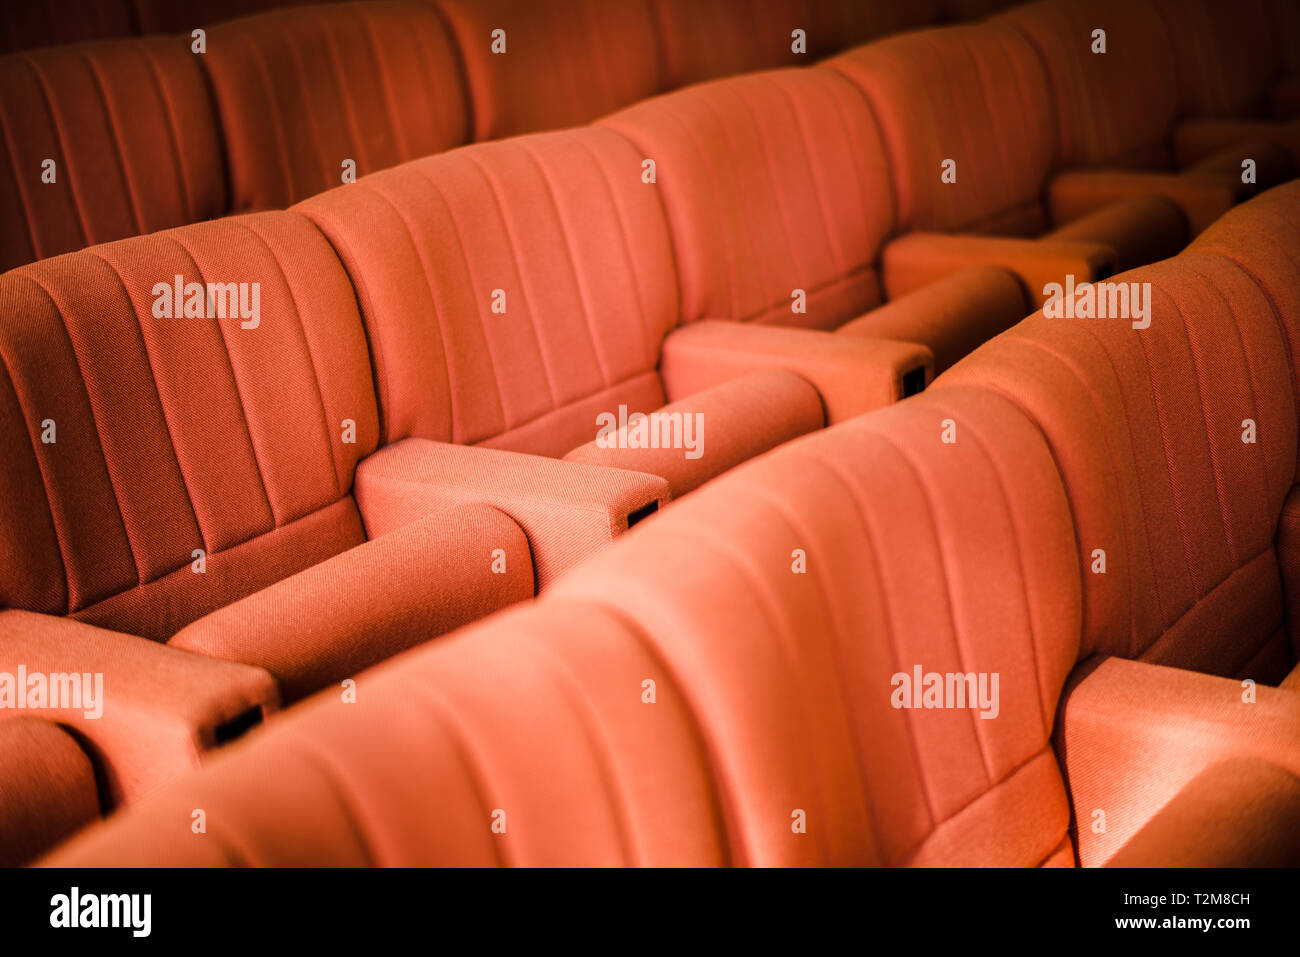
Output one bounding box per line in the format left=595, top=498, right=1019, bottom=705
left=436, top=0, right=663, bottom=141
left=563, top=368, right=825, bottom=498
left=601, top=68, right=895, bottom=330
left=659, top=320, right=933, bottom=422
left=998, top=0, right=1179, bottom=170
left=7, top=0, right=1300, bottom=872
left=205, top=0, right=470, bottom=211
left=295, top=128, right=678, bottom=454
left=1102, top=757, right=1300, bottom=867
left=44, top=385, right=1085, bottom=866
left=651, top=0, right=935, bottom=88
left=936, top=185, right=1300, bottom=676
left=0, top=35, right=227, bottom=272
left=1151, top=0, right=1284, bottom=120
left=826, top=23, right=1054, bottom=237
left=0, top=609, right=280, bottom=806
left=354, top=438, right=672, bottom=588
left=1058, top=656, right=1300, bottom=866
left=0, top=717, right=100, bottom=866
left=169, top=506, right=535, bottom=702
left=0, top=211, right=379, bottom=637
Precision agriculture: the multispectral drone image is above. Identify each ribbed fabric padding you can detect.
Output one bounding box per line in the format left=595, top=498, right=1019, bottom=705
left=0, top=210, right=379, bottom=636
left=601, top=68, right=892, bottom=329
left=205, top=0, right=469, bottom=211
left=43, top=386, right=1083, bottom=867
left=997, top=0, right=1178, bottom=169
left=295, top=127, right=678, bottom=453
left=0, top=35, right=226, bottom=271
left=434, top=0, right=663, bottom=141
left=650, top=0, right=936, bottom=88
left=1152, top=0, right=1283, bottom=118
left=825, top=23, right=1054, bottom=236
left=937, top=248, right=1298, bottom=672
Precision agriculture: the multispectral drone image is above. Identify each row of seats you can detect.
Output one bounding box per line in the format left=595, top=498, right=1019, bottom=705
left=0, top=0, right=998, bottom=271
left=9, top=0, right=1298, bottom=275
left=1, top=0, right=1022, bottom=56
left=2, top=0, right=1298, bottom=865
left=41, top=180, right=1300, bottom=867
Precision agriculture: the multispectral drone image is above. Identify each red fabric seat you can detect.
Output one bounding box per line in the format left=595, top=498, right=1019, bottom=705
left=204, top=0, right=470, bottom=211
left=0, top=35, right=226, bottom=272
left=0, top=717, right=100, bottom=866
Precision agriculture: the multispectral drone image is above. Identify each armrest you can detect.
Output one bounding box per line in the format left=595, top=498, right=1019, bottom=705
left=563, top=369, right=823, bottom=498
left=1173, top=118, right=1300, bottom=170
left=0, top=717, right=100, bottom=867
left=836, top=265, right=1027, bottom=373
left=170, top=507, right=533, bottom=703
left=0, top=610, right=279, bottom=808
left=1047, top=169, right=1240, bottom=237
left=660, top=320, right=933, bottom=423
left=354, top=439, right=671, bottom=588
left=1056, top=655, right=1300, bottom=867
left=880, top=232, right=1117, bottom=308
left=1103, top=757, right=1300, bottom=867
left=1045, top=196, right=1186, bottom=271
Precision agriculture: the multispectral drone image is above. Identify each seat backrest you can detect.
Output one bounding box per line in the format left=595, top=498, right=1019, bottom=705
left=295, top=127, right=679, bottom=456
left=0, top=211, right=379, bottom=640
left=936, top=183, right=1300, bottom=678
left=0, top=35, right=226, bottom=272
left=997, top=0, right=1178, bottom=169
left=1151, top=0, right=1283, bottom=119
left=43, top=385, right=1084, bottom=867
left=825, top=22, right=1055, bottom=236
left=433, top=0, right=663, bottom=141
left=600, top=67, right=894, bottom=329
left=205, top=0, right=469, bottom=212
left=650, top=0, right=936, bottom=88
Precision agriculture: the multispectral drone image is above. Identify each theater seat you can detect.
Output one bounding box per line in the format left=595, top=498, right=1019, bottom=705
left=1153, top=0, right=1300, bottom=172
left=42, top=182, right=1300, bottom=870
left=203, top=0, right=470, bottom=211
left=825, top=21, right=1189, bottom=298
left=0, top=210, right=531, bottom=713
left=601, top=67, right=1030, bottom=371
left=434, top=0, right=663, bottom=141
left=936, top=200, right=1300, bottom=681
left=650, top=0, right=935, bottom=88
left=41, top=382, right=1088, bottom=867
left=0, top=35, right=226, bottom=272
left=0, top=717, right=100, bottom=866
left=295, top=125, right=930, bottom=512
left=997, top=0, right=1296, bottom=236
